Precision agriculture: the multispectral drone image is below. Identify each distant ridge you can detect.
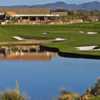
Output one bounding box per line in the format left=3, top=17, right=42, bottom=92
left=78, top=1, right=100, bottom=10
left=32, top=2, right=68, bottom=9
left=1, top=1, right=100, bottom=10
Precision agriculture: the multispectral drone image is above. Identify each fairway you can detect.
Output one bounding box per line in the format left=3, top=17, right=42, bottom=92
left=0, top=23, right=100, bottom=56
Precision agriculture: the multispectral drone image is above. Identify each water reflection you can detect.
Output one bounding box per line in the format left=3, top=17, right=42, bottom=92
left=0, top=51, right=56, bottom=61
left=0, top=57, right=99, bottom=99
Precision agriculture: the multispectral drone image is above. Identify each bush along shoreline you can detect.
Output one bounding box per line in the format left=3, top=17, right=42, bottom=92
left=58, top=78, right=100, bottom=100
left=0, top=80, right=27, bottom=100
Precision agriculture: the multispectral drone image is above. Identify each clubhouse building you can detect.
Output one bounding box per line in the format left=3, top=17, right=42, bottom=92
left=0, top=8, right=61, bottom=24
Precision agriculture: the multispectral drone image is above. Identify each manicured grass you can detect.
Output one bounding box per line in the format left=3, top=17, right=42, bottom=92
left=0, top=23, right=100, bottom=55
left=90, top=96, right=100, bottom=100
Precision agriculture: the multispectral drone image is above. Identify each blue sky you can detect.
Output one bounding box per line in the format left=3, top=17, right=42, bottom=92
left=0, top=0, right=99, bottom=6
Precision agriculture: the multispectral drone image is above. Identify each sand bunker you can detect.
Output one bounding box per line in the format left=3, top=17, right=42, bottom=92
left=13, top=36, right=24, bottom=40
left=79, top=31, right=98, bottom=35
left=76, top=46, right=96, bottom=51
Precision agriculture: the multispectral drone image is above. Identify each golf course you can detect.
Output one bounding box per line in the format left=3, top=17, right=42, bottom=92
left=0, top=22, right=100, bottom=56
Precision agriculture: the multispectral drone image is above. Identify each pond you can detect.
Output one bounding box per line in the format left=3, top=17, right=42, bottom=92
left=0, top=56, right=100, bottom=100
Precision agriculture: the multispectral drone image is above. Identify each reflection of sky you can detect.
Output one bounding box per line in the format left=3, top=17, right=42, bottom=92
left=0, top=58, right=99, bottom=99
left=0, top=0, right=99, bottom=6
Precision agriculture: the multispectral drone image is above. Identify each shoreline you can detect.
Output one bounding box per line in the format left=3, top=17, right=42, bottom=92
left=41, top=45, right=100, bottom=60
left=0, top=44, right=100, bottom=60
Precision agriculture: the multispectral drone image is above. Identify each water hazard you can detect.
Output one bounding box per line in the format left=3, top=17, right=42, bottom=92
left=0, top=57, right=100, bottom=99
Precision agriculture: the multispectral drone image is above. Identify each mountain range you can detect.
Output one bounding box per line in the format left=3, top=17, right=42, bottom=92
left=32, top=1, right=100, bottom=10
left=3, top=1, right=100, bottom=11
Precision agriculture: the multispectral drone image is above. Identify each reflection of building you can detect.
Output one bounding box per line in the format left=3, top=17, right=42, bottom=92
left=0, top=8, right=60, bottom=24
left=0, top=41, right=56, bottom=60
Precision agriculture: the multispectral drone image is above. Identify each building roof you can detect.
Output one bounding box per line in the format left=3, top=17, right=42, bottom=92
left=13, top=14, right=59, bottom=17
left=0, top=8, right=50, bottom=16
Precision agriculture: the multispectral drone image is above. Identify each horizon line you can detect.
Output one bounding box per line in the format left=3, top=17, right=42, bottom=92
left=0, top=0, right=99, bottom=6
